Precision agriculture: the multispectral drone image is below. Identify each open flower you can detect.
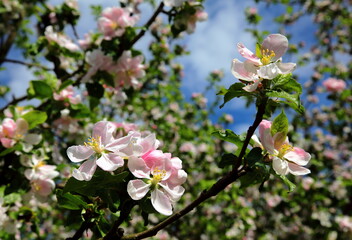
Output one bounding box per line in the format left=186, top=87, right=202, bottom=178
left=231, top=34, right=296, bottom=92
left=67, top=121, right=133, bottom=181
left=127, top=150, right=185, bottom=215
left=252, top=120, right=311, bottom=175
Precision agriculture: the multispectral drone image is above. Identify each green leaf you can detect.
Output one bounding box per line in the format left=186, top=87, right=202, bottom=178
left=271, top=111, right=289, bottom=137
left=218, top=153, right=238, bottom=168
left=21, top=110, right=47, bottom=129
left=240, top=162, right=269, bottom=189
left=278, top=175, right=296, bottom=192
left=28, top=80, right=53, bottom=99
left=56, top=189, right=88, bottom=210
left=218, top=83, right=252, bottom=108
left=4, top=193, right=21, bottom=204
left=245, top=147, right=263, bottom=167
left=0, top=144, right=22, bottom=156
left=212, top=129, right=244, bottom=149
left=255, top=42, right=262, bottom=58
left=272, top=74, right=302, bottom=95
left=266, top=90, right=304, bottom=114
left=63, top=171, right=129, bottom=196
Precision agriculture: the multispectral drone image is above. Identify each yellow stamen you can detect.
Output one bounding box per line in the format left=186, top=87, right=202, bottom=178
left=150, top=168, right=167, bottom=186
left=260, top=48, right=276, bottom=65
left=84, top=136, right=104, bottom=153
left=34, top=160, right=46, bottom=170
left=278, top=143, right=293, bottom=158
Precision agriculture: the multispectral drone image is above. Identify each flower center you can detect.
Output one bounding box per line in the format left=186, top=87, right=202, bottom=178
left=84, top=136, right=104, bottom=153
left=34, top=160, right=46, bottom=170
left=278, top=143, right=293, bottom=158
left=260, top=48, right=275, bottom=65
left=150, top=168, right=167, bottom=187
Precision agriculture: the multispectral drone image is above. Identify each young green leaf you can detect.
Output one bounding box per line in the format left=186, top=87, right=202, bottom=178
left=21, top=110, right=47, bottom=129
left=271, top=111, right=289, bottom=137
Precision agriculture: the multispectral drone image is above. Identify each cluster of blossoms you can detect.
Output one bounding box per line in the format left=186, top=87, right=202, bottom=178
left=21, top=154, right=59, bottom=197
left=323, top=77, right=346, bottom=93
left=0, top=117, right=41, bottom=150
left=98, top=6, right=139, bottom=40
left=67, top=121, right=186, bottom=215
left=83, top=49, right=145, bottom=90
left=44, top=26, right=79, bottom=51
left=252, top=120, right=311, bottom=176
left=53, top=85, right=81, bottom=105
left=232, top=34, right=296, bottom=92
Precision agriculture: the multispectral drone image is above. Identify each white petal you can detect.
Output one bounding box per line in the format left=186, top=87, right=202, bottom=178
left=127, top=180, right=150, bottom=200
left=276, top=62, right=296, bottom=74
left=72, top=159, right=97, bottom=181
left=151, top=189, right=173, bottom=216
left=24, top=134, right=42, bottom=145
left=92, top=121, right=116, bottom=145
left=159, top=183, right=185, bottom=202
left=67, top=145, right=94, bottom=163
left=243, top=80, right=260, bottom=92
left=231, top=59, right=258, bottom=81
left=251, top=135, right=263, bottom=149
left=272, top=157, right=289, bottom=175
left=96, top=153, right=124, bottom=171
left=288, top=162, right=311, bottom=175
left=258, top=63, right=281, bottom=80
left=128, top=156, right=151, bottom=178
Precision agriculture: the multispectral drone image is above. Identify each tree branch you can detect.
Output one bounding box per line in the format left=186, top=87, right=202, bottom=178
left=0, top=95, right=28, bottom=113
left=3, top=58, right=53, bottom=71
left=120, top=95, right=269, bottom=240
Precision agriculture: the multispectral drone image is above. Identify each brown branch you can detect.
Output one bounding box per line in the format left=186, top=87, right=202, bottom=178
left=120, top=95, right=269, bottom=240
left=3, top=58, right=53, bottom=71
left=0, top=95, right=27, bottom=113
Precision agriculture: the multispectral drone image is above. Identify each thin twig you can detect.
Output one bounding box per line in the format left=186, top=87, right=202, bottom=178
left=3, top=58, right=53, bottom=71
left=0, top=95, right=27, bottom=113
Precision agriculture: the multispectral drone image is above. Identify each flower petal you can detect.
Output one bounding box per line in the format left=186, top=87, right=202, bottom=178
left=288, top=162, right=311, bottom=175
left=67, top=145, right=94, bottom=163
left=92, top=121, right=116, bottom=145
left=272, top=157, right=289, bottom=175
left=261, top=34, right=288, bottom=61
left=128, top=156, right=151, bottom=178
left=72, top=159, right=97, bottom=181
left=243, top=80, right=260, bottom=92
left=96, top=153, right=124, bottom=171
left=127, top=180, right=151, bottom=200
left=237, top=43, right=261, bottom=64
left=231, top=59, right=258, bottom=82
left=284, top=147, right=311, bottom=166
left=159, top=183, right=185, bottom=202
left=251, top=134, right=263, bottom=149
left=24, top=134, right=42, bottom=145
left=151, top=189, right=173, bottom=216
left=276, top=62, right=296, bottom=74
left=258, top=63, right=281, bottom=79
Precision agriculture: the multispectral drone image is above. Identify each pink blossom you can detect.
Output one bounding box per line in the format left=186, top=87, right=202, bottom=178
left=98, top=7, right=138, bottom=40
left=44, top=26, right=79, bottom=51
left=30, top=177, right=56, bottom=197
left=322, top=78, right=346, bottom=92
left=252, top=120, right=311, bottom=176
left=0, top=118, right=28, bottom=148
left=53, top=85, right=81, bottom=105
left=22, top=155, right=59, bottom=181
left=82, top=49, right=114, bottom=82
left=127, top=150, right=185, bottom=215
left=232, top=34, right=296, bottom=92
left=67, top=121, right=134, bottom=181
left=114, top=51, right=145, bottom=89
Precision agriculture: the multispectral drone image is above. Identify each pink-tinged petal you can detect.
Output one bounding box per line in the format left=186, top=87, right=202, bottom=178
left=258, top=63, right=281, bottom=79
left=272, top=157, right=289, bottom=175
left=143, top=150, right=166, bottom=169
left=24, top=169, right=34, bottom=180
left=237, top=43, right=261, bottom=64
left=284, top=147, right=311, bottom=166
left=261, top=34, right=288, bottom=61
left=243, top=80, right=260, bottom=92
left=287, top=162, right=311, bottom=175
left=276, top=62, right=296, bottom=74
left=92, top=121, right=116, bottom=145
left=128, top=156, right=151, bottom=178
left=170, top=157, right=182, bottom=170
left=127, top=180, right=151, bottom=200
left=72, top=159, right=97, bottom=181
left=259, top=120, right=272, bottom=137
left=67, top=145, right=94, bottom=163
left=251, top=134, right=263, bottom=149
left=96, top=153, right=124, bottom=171
left=139, top=133, right=159, bottom=155
left=165, top=169, right=187, bottom=187
left=273, top=133, right=288, bottom=150
left=159, top=183, right=185, bottom=202
left=1, top=138, right=15, bottom=148
left=151, top=189, right=173, bottom=216
left=24, top=134, right=41, bottom=145
left=231, top=59, right=258, bottom=82
left=151, top=157, right=173, bottom=181
left=31, top=178, right=55, bottom=197
left=2, top=118, right=16, bottom=137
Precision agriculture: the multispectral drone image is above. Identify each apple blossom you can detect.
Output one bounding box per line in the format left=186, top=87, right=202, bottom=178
left=82, top=49, right=114, bottom=83
left=44, top=26, right=80, bottom=51
left=67, top=121, right=134, bottom=181
left=252, top=120, right=311, bottom=176
left=127, top=150, right=186, bottom=215
left=322, top=77, right=346, bottom=92
left=53, top=85, right=81, bottom=105
left=114, top=51, right=145, bottom=89
left=231, top=34, right=296, bottom=92
left=98, top=7, right=138, bottom=40
left=22, top=155, right=59, bottom=181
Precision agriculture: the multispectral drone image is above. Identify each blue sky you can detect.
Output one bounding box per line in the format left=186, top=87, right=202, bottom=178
left=0, top=0, right=329, bottom=134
